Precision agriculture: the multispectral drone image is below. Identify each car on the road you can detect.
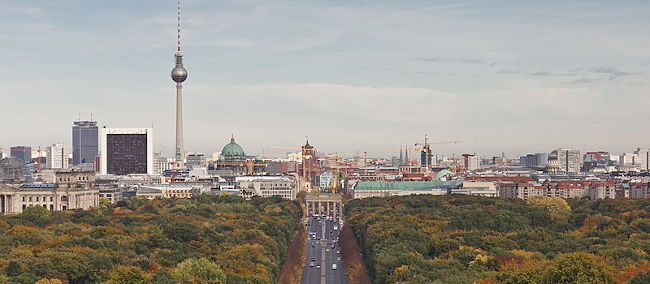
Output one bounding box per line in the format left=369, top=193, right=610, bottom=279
left=331, top=245, right=335, bottom=249
left=316, top=265, right=321, bottom=269
left=310, top=262, right=314, bottom=267
left=337, top=250, right=340, bottom=254
left=332, top=264, right=337, bottom=270
left=326, top=248, right=330, bottom=252
left=311, top=257, right=315, bottom=261
left=337, top=256, right=341, bottom=261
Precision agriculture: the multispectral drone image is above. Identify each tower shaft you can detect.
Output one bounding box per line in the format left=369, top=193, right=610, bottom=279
left=176, top=82, right=184, bottom=161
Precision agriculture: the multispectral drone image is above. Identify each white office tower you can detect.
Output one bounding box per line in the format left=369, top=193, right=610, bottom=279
left=46, top=143, right=69, bottom=169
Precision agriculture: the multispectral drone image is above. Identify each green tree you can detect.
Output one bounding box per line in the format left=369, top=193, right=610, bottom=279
left=527, top=196, right=571, bottom=222
left=174, top=258, right=226, bottom=284
left=20, top=205, right=51, bottom=224
left=108, top=265, right=150, bottom=284
left=629, top=270, right=650, bottom=284
left=542, top=252, right=614, bottom=284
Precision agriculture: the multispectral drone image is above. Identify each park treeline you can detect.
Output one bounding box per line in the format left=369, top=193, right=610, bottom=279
left=344, top=195, right=650, bottom=284
left=0, top=195, right=302, bottom=284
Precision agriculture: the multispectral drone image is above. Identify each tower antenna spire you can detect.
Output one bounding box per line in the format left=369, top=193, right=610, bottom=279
left=171, top=0, right=188, bottom=163
left=177, top=0, right=182, bottom=54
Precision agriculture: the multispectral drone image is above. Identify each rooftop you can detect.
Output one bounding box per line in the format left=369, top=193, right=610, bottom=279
left=354, top=180, right=459, bottom=191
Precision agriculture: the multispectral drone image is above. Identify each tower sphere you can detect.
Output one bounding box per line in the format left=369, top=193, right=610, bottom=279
left=171, top=66, right=187, bottom=83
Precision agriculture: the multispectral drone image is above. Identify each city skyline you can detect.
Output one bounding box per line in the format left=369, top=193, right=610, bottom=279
left=1, top=0, right=649, bottom=157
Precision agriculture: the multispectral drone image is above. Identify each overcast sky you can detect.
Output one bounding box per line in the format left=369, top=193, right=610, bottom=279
left=1, top=0, right=649, bottom=158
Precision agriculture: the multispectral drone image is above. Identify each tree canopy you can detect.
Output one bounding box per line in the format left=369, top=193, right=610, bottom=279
left=0, top=195, right=302, bottom=284
left=345, top=195, right=650, bottom=284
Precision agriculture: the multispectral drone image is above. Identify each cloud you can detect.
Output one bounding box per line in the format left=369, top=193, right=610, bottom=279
left=587, top=66, right=640, bottom=80
left=411, top=57, right=481, bottom=64
left=565, top=78, right=596, bottom=84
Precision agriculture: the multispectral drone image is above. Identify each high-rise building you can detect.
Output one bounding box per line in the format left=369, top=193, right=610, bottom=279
left=100, top=128, right=154, bottom=175
left=186, top=153, right=206, bottom=169
left=154, top=152, right=172, bottom=174
left=633, top=148, right=649, bottom=170
left=72, top=120, right=98, bottom=165
left=551, top=148, right=581, bottom=173
left=619, top=153, right=638, bottom=167
left=519, top=153, right=548, bottom=168
left=420, top=135, right=432, bottom=168
left=10, top=146, right=31, bottom=163
left=46, top=143, right=69, bottom=169
left=171, top=0, right=188, bottom=162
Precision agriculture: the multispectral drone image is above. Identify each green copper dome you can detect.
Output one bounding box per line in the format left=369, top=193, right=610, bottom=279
left=221, top=135, right=245, bottom=157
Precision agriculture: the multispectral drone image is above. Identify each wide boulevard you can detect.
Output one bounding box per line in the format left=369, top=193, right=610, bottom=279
left=300, top=216, right=347, bottom=284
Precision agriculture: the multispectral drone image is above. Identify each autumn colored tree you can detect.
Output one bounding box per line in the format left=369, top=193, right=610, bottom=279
left=526, top=196, right=571, bottom=222
left=542, top=252, right=614, bottom=284
left=174, top=258, right=226, bottom=284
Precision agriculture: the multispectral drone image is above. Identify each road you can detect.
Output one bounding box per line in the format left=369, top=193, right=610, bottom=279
left=300, top=216, right=347, bottom=284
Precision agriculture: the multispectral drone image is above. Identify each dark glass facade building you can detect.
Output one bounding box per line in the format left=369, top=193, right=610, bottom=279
left=100, top=128, right=153, bottom=175
left=106, top=134, right=148, bottom=175
left=72, top=121, right=98, bottom=165
left=10, top=146, right=31, bottom=163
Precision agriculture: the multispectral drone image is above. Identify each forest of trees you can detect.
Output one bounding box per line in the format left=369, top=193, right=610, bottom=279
left=345, top=195, right=650, bottom=284
left=0, top=195, right=302, bottom=284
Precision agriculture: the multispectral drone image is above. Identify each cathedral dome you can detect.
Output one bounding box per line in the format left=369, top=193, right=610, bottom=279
left=221, top=135, right=245, bottom=158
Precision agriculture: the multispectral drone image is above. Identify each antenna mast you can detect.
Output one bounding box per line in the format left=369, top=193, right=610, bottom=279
left=177, top=0, right=182, bottom=54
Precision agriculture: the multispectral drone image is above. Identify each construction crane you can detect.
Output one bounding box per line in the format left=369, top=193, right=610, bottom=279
left=414, top=135, right=460, bottom=168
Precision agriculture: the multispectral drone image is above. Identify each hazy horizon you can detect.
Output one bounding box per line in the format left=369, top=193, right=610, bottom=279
left=2, top=0, right=649, bottom=158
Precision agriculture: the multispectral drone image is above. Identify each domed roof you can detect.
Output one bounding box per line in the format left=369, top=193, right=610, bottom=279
left=221, top=134, right=245, bottom=157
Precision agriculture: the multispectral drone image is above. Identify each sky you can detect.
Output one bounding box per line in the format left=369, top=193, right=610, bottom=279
left=1, top=0, right=649, bottom=159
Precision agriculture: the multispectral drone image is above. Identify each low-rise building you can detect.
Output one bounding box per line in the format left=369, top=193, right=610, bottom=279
left=236, top=176, right=297, bottom=200
left=1, top=182, right=99, bottom=214
left=351, top=180, right=458, bottom=199
left=99, top=185, right=123, bottom=203
left=136, top=184, right=198, bottom=199
left=454, top=181, right=498, bottom=197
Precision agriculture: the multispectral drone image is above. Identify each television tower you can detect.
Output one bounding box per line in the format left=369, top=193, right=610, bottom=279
left=171, top=0, right=188, bottom=162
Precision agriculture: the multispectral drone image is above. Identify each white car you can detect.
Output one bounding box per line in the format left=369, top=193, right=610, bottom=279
left=310, top=262, right=315, bottom=267
left=332, top=264, right=337, bottom=270
left=326, top=248, right=330, bottom=252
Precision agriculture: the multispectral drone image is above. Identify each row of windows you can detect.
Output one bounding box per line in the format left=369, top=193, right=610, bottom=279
left=58, top=176, right=91, bottom=182
left=164, top=194, right=192, bottom=198
left=165, top=190, right=192, bottom=193
left=22, top=196, right=58, bottom=202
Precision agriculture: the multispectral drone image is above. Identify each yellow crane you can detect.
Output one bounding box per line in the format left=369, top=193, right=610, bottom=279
left=414, top=135, right=460, bottom=169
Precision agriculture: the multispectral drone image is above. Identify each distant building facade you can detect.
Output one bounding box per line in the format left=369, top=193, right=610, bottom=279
left=0, top=170, right=99, bottom=214
left=10, top=146, right=31, bottom=163
left=520, top=153, right=549, bottom=168
left=351, top=180, right=457, bottom=199
left=46, top=143, right=69, bottom=169
left=186, top=153, right=206, bottom=169
left=100, top=128, right=154, bottom=175
left=548, top=148, right=581, bottom=173
left=454, top=181, right=498, bottom=197
left=136, top=184, right=197, bottom=199
left=72, top=120, right=99, bottom=165
left=236, top=176, right=297, bottom=200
